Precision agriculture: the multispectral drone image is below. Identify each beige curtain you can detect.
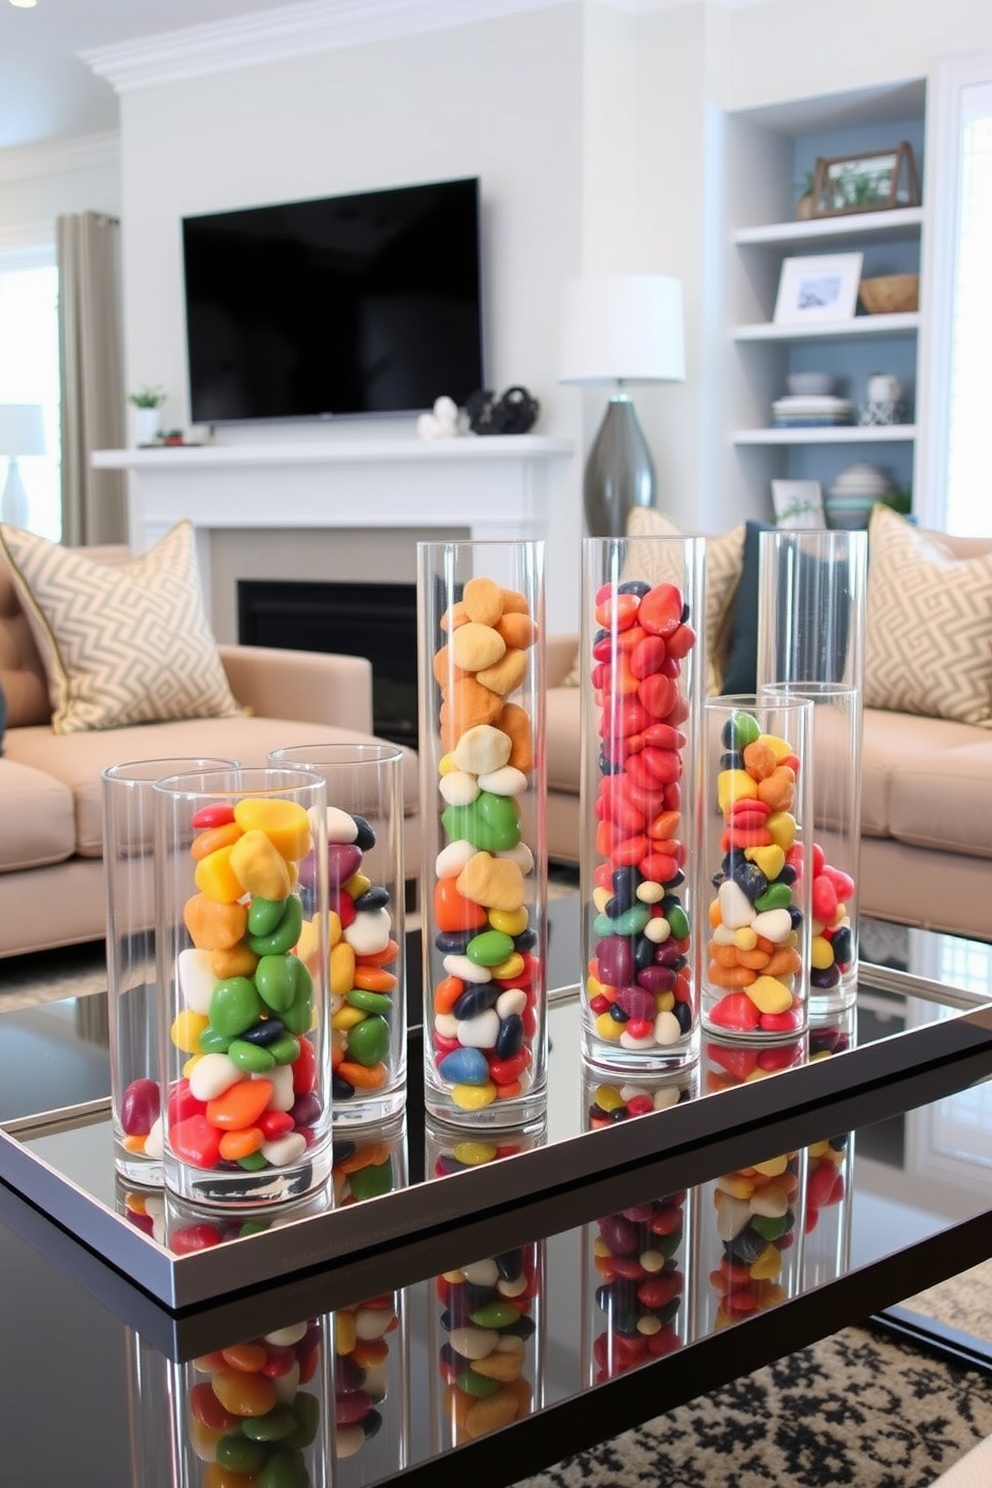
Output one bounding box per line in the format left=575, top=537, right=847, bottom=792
left=56, top=211, right=127, bottom=547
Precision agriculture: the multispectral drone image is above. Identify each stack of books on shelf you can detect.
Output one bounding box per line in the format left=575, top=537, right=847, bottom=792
left=771, top=395, right=852, bottom=429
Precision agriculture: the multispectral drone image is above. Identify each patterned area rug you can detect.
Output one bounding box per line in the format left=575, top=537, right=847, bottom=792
left=515, top=1323, right=992, bottom=1488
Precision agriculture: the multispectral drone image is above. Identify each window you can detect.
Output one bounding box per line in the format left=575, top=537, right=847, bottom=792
left=926, top=53, right=992, bottom=535
left=0, top=246, right=61, bottom=541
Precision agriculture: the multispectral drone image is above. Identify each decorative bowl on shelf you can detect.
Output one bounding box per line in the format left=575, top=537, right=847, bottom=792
left=826, top=462, right=893, bottom=530
left=823, top=496, right=878, bottom=531
left=858, top=274, right=919, bottom=315
left=786, top=372, right=837, bottom=397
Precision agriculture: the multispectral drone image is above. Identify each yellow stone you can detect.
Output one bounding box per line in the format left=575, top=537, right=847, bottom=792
left=715, top=1174, right=755, bottom=1201
left=233, top=797, right=311, bottom=861
left=193, top=845, right=244, bottom=904
left=330, top=941, right=357, bottom=996
left=229, top=829, right=292, bottom=901
left=745, top=975, right=794, bottom=1015
left=332, top=1004, right=367, bottom=1030
left=171, top=1009, right=209, bottom=1054
left=758, top=733, right=792, bottom=762
left=593, top=1084, right=624, bottom=1112
left=765, top=810, right=797, bottom=851
left=451, top=1081, right=497, bottom=1111
left=732, top=925, right=758, bottom=951
left=752, top=1153, right=789, bottom=1178
left=343, top=871, right=372, bottom=900
left=471, top=1351, right=524, bottom=1382
left=594, top=1012, right=623, bottom=1042
left=451, top=1141, right=498, bottom=1165
left=593, top=885, right=612, bottom=914
left=749, top=1244, right=783, bottom=1281
left=334, top=1312, right=357, bottom=1355
left=488, top=907, right=528, bottom=937
left=489, top=952, right=525, bottom=980
left=811, top=935, right=834, bottom=970
left=746, top=844, right=786, bottom=881
left=717, top=768, right=758, bottom=814
left=438, top=752, right=458, bottom=775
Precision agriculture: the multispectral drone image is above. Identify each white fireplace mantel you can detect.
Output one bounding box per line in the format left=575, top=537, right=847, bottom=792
left=92, top=435, right=576, bottom=630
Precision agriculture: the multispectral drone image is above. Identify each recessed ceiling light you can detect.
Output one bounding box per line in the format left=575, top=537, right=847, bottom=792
left=9, top=1, right=39, bottom=9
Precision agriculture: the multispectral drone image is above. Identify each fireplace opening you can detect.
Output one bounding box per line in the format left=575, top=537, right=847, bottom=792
left=238, top=579, right=419, bottom=750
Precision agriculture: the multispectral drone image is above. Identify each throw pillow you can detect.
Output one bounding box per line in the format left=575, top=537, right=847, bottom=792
left=864, top=503, right=992, bottom=727
left=720, top=519, right=776, bottom=695
left=0, top=520, right=243, bottom=735
left=0, top=677, right=6, bottom=751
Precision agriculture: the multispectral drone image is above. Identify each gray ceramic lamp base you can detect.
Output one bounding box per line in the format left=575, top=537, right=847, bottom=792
left=583, top=394, right=657, bottom=538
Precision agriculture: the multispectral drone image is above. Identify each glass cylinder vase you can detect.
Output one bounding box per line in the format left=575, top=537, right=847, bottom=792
left=102, top=756, right=238, bottom=1186
left=154, top=766, right=332, bottom=1207
left=698, top=695, right=813, bottom=1039
left=579, top=534, right=704, bottom=1071
left=417, top=539, right=547, bottom=1125
left=757, top=529, right=867, bottom=1013
left=269, top=742, right=407, bottom=1125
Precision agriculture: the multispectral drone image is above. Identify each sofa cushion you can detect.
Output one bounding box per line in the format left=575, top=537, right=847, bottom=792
left=888, top=737, right=992, bottom=858
left=546, top=682, right=581, bottom=795
left=0, top=757, right=75, bottom=871
left=0, top=676, right=5, bottom=749
left=0, top=535, right=51, bottom=728
left=859, top=708, right=985, bottom=840
left=0, top=520, right=243, bottom=735
left=864, top=505, right=992, bottom=728
left=2, top=716, right=420, bottom=859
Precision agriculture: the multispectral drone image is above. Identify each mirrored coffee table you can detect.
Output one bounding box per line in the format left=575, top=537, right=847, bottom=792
left=2, top=903, right=992, bottom=1487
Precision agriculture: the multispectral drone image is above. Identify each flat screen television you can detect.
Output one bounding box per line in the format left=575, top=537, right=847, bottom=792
left=181, top=176, right=485, bottom=425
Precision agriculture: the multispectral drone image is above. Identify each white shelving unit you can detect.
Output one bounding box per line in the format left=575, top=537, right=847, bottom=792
left=727, top=80, right=927, bottom=519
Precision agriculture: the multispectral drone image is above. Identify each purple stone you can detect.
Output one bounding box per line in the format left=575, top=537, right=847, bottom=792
left=596, top=936, right=634, bottom=988
left=614, top=985, right=656, bottom=1022
left=327, top=841, right=363, bottom=887
left=292, top=1091, right=323, bottom=1127
left=598, top=1214, right=640, bottom=1255
left=637, top=964, right=677, bottom=994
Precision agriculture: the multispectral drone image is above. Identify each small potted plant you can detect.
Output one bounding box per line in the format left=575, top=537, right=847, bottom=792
left=127, top=385, right=166, bottom=446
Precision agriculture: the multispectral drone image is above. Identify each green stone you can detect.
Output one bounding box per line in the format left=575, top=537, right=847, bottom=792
left=456, top=1368, right=502, bottom=1399
left=241, top=1404, right=298, bottom=1442
left=246, top=894, right=303, bottom=956
left=198, top=1025, right=232, bottom=1055
left=752, top=1213, right=788, bottom=1241
left=257, top=1447, right=310, bottom=1488
left=724, top=710, right=760, bottom=750
left=237, top=1150, right=268, bottom=1171
left=666, top=904, right=690, bottom=940
left=247, top=895, right=288, bottom=937
left=348, top=1157, right=395, bottom=1202
left=209, top=976, right=264, bottom=1038
left=267, top=1033, right=302, bottom=1066
left=466, top=929, right=515, bottom=966
left=255, top=954, right=299, bottom=1013
left=469, top=1300, right=520, bottom=1328
left=346, top=1013, right=390, bottom=1066
left=754, top=883, right=793, bottom=912
left=442, top=791, right=520, bottom=852
left=216, top=1433, right=267, bottom=1475
left=345, top=988, right=394, bottom=1015
left=280, top=961, right=314, bottom=1036
left=611, top=904, right=651, bottom=937
left=284, top=1392, right=321, bottom=1451
left=227, top=1038, right=276, bottom=1074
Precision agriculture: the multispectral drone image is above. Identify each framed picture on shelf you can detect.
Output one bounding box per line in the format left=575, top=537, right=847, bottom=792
left=771, top=479, right=826, bottom=530
left=773, top=252, right=863, bottom=325
left=812, top=142, right=919, bottom=218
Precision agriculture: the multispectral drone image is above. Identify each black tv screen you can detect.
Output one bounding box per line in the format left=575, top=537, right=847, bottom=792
left=181, top=176, right=485, bottom=424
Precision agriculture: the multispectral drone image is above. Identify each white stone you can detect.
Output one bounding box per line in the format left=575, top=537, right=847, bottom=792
left=177, top=947, right=217, bottom=1015
left=448, top=1326, right=500, bottom=1361
left=752, top=907, right=793, bottom=944
left=461, top=1258, right=500, bottom=1287
left=439, top=770, right=480, bottom=806
left=477, top=765, right=528, bottom=797
left=495, top=988, right=527, bottom=1020
left=436, top=838, right=476, bottom=878
left=261, top=1061, right=296, bottom=1112
left=497, top=841, right=535, bottom=875
left=273, top=1362, right=302, bottom=1406
left=653, top=1086, right=682, bottom=1111
left=456, top=1008, right=500, bottom=1047
left=452, top=724, right=512, bottom=776
left=354, top=1307, right=395, bottom=1340
left=715, top=1193, right=752, bottom=1242
left=434, top=1012, right=458, bottom=1039
left=643, top=916, right=671, bottom=944
left=326, top=806, right=359, bottom=843
left=718, top=878, right=755, bottom=930
left=144, top=1115, right=164, bottom=1160
left=261, top=1131, right=308, bottom=1168
left=265, top=1321, right=309, bottom=1347
left=443, top=953, right=492, bottom=984
left=344, top=905, right=392, bottom=955
left=187, top=1052, right=241, bottom=1102
left=654, top=1010, right=683, bottom=1045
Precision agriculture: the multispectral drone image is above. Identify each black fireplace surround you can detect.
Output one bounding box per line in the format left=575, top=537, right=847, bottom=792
left=238, top=578, right=419, bottom=749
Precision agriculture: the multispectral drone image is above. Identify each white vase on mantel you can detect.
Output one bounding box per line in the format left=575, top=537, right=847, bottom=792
left=131, top=407, right=161, bottom=447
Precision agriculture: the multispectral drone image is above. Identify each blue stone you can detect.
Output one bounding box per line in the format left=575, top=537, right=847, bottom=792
left=438, top=1047, right=490, bottom=1085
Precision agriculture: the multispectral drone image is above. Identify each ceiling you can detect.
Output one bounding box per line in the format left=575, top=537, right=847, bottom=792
left=0, top=0, right=330, bottom=152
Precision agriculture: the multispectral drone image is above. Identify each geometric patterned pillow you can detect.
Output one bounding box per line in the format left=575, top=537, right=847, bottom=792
left=864, top=503, right=992, bottom=727
left=0, top=519, right=242, bottom=735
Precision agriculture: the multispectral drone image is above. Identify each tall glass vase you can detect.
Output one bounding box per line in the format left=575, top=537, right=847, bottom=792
left=757, top=530, right=868, bottom=1011
left=417, top=540, right=547, bottom=1124
left=579, top=534, right=704, bottom=1071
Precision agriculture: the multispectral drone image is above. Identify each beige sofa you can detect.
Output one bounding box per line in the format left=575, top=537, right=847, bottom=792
left=0, top=547, right=420, bottom=960
left=545, top=533, right=992, bottom=945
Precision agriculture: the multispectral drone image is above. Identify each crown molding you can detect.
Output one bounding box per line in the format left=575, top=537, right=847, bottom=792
left=0, top=130, right=119, bottom=184
left=82, top=0, right=765, bottom=93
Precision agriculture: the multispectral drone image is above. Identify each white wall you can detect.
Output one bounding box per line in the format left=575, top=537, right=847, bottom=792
left=0, top=134, right=120, bottom=254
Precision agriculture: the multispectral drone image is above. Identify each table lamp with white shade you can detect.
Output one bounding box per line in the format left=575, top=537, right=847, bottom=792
left=560, top=274, right=686, bottom=537
left=0, top=404, right=46, bottom=527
